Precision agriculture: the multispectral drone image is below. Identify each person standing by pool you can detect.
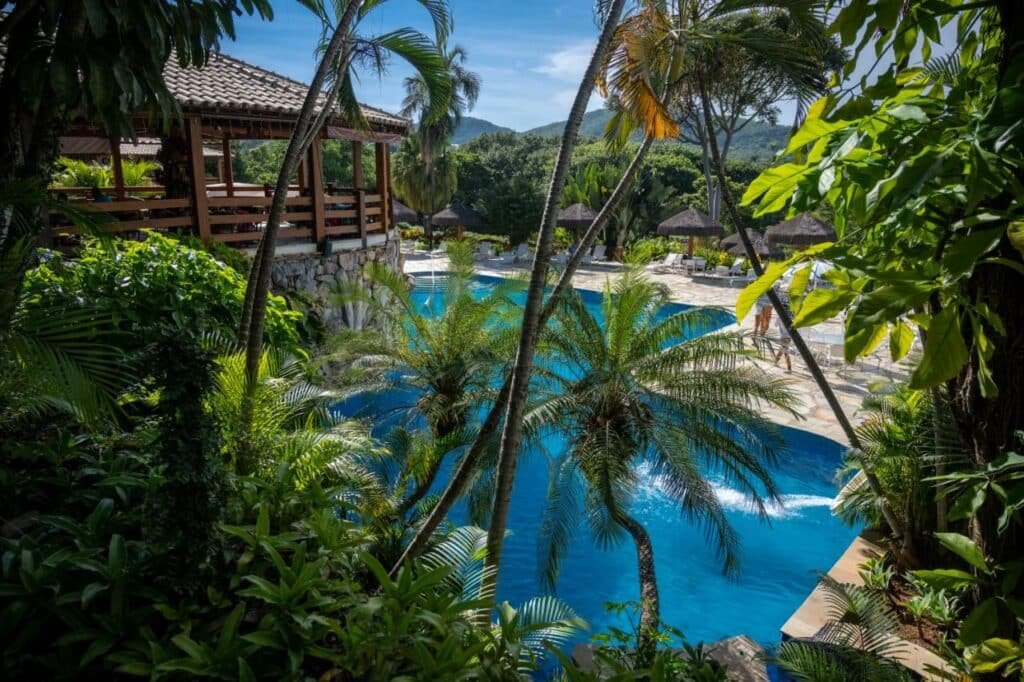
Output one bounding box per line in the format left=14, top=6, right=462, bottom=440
left=774, top=314, right=792, bottom=371
left=755, top=298, right=772, bottom=335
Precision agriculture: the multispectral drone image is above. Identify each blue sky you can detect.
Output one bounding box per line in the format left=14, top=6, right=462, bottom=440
left=230, top=1, right=613, bottom=131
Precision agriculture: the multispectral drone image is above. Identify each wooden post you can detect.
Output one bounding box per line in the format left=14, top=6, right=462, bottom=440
left=375, top=142, right=389, bottom=234
left=110, top=137, right=125, bottom=200
left=298, top=155, right=307, bottom=191
left=357, top=189, right=367, bottom=249
left=352, top=141, right=364, bottom=188
left=222, top=135, right=234, bottom=197
left=309, top=137, right=327, bottom=247
left=186, top=116, right=211, bottom=242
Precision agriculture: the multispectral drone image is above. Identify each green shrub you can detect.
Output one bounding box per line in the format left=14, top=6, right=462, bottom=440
left=694, top=247, right=733, bottom=269
left=22, top=232, right=301, bottom=354
left=625, top=236, right=683, bottom=264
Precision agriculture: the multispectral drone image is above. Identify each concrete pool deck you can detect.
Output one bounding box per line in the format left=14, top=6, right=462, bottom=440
left=404, top=251, right=909, bottom=445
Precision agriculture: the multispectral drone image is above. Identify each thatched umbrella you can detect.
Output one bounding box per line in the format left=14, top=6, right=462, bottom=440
left=657, top=208, right=725, bottom=255
left=557, top=202, right=598, bottom=231
left=719, top=229, right=764, bottom=250
left=765, top=213, right=836, bottom=247
left=726, top=239, right=781, bottom=260
left=392, top=199, right=418, bottom=225
left=431, top=203, right=484, bottom=239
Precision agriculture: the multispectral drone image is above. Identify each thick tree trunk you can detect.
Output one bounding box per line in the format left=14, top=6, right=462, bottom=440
left=388, top=136, right=655, bottom=576
left=482, top=0, right=631, bottom=593
left=694, top=73, right=906, bottom=541
left=618, top=511, right=660, bottom=668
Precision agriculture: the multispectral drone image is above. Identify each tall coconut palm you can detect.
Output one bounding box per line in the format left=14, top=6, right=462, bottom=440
left=401, top=42, right=481, bottom=246
left=526, top=269, right=797, bottom=664
left=238, top=0, right=453, bottom=435
left=327, top=241, right=524, bottom=515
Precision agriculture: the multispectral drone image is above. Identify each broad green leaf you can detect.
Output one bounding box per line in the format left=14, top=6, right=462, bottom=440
left=1008, top=221, right=1024, bottom=258
left=788, top=265, right=812, bottom=302
left=889, top=321, right=915, bottom=361
left=943, top=227, right=1005, bottom=277
left=741, top=164, right=811, bottom=215
left=786, top=118, right=849, bottom=154
left=735, top=261, right=790, bottom=321
left=910, top=308, right=969, bottom=390
left=844, top=322, right=887, bottom=362
left=949, top=484, right=987, bottom=522
left=935, top=532, right=988, bottom=572
left=967, top=638, right=1024, bottom=674
left=888, top=104, right=928, bottom=122
left=911, top=568, right=978, bottom=591
left=791, top=289, right=857, bottom=327
left=958, top=598, right=999, bottom=647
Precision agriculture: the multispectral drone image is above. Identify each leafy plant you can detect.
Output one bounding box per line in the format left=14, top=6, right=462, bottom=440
left=859, top=556, right=895, bottom=594
left=51, top=157, right=158, bottom=189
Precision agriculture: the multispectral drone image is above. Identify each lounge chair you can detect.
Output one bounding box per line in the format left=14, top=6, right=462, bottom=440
left=647, top=252, right=680, bottom=271
left=497, top=251, right=515, bottom=264
left=728, top=258, right=745, bottom=276
left=685, top=257, right=706, bottom=274
left=513, top=243, right=531, bottom=263
left=552, top=251, right=568, bottom=265
left=429, top=241, right=447, bottom=257
left=591, top=244, right=607, bottom=262
left=474, top=241, right=492, bottom=260
left=580, top=247, right=594, bottom=266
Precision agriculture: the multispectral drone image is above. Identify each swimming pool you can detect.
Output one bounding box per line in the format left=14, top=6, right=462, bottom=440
left=336, top=273, right=856, bottom=650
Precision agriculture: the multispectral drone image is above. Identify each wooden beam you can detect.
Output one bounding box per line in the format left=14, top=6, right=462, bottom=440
left=375, top=142, right=390, bottom=233
left=186, top=116, right=211, bottom=242
left=222, top=135, right=234, bottom=197
left=357, top=189, right=367, bottom=249
left=352, top=141, right=364, bottom=188
left=308, top=138, right=327, bottom=247
left=110, top=137, right=125, bottom=200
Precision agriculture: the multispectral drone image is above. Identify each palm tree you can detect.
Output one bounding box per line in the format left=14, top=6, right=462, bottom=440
left=401, top=42, right=481, bottom=247
left=391, top=133, right=458, bottom=223
left=328, top=241, right=524, bottom=515
left=237, top=0, right=453, bottom=435
left=526, top=269, right=797, bottom=664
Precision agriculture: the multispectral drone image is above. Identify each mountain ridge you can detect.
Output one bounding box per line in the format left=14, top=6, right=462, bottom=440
left=454, top=109, right=790, bottom=161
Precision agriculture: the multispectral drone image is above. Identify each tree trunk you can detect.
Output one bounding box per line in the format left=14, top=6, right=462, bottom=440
left=694, top=72, right=906, bottom=541
left=236, top=1, right=363, bottom=449
left=618, top=511, right=660, bottom=668
left=482, top=0, right=630, bottom=595
left=389, top=136, right=655, bottom=576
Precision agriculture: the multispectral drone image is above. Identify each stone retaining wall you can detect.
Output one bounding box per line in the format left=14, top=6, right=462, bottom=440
left=270, top=239, right=403, bottom=331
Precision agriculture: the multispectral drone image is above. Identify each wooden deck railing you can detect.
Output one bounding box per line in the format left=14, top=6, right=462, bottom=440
left=48, top=188, right=389, bottom=249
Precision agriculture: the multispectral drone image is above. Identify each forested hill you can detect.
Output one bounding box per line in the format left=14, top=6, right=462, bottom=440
left=451, top=117, right=515, bottom=145
left=451, top=109, right=791, bottom=162
left=522, top=109, right=790, bottom=161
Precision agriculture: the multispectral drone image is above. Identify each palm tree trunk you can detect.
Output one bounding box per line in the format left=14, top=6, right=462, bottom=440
left=236, top=1, right=363, bottom=444
left=388, top=136, right=655, bottom=577
left=617, top=511, right=660, bottom=668
left=694, top=72, right=905, bottom=541
left=482, top=0, right=630, bottom=594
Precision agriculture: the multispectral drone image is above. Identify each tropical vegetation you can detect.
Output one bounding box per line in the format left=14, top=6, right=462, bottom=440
left=3, top=0, right=1024, bottom=678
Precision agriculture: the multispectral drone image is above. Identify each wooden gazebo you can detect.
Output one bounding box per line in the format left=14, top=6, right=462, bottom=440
left=51, top=50, right=409, bottom=252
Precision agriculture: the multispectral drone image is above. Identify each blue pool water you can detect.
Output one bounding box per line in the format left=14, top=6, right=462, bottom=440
left=336, top=274, right=856, bottom=651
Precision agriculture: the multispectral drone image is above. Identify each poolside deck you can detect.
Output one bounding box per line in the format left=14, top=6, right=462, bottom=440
left=404, top=251, right=908, bottom=445
left=781, top=535, right=953, bottom=680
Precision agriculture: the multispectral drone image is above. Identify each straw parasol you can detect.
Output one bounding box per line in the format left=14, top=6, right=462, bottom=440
left=765, top=213, right=836, bottom=247
left=392, top=199, right=418, bottom=225
left=431, top=203, right=484, bottom=238
left=557, top=202, right=598, bottom=231
left=657, top=208, right=725, bottom=255
left=719, top=229, right=764, bottom=251
left=726, top=239, right=781, bottom=260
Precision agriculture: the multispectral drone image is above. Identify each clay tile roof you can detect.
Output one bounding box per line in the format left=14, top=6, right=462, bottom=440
left=162, top=50, right=409, bottom=131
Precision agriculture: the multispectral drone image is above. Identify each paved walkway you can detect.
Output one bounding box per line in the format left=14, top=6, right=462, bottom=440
left=404, top=251, right=908, bottom=444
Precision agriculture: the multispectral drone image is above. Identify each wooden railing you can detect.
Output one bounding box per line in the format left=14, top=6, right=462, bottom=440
left=48, top=188, right=389, bottom=249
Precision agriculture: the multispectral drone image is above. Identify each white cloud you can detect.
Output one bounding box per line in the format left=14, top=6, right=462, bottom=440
left=532, top=40, right=595, bottom=83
